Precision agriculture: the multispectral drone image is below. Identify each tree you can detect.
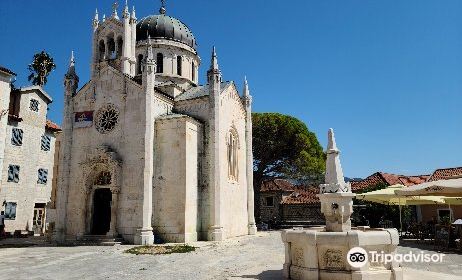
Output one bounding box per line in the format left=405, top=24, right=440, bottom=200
left=252, top=113, right=325, bottom=220
left=28, top=51, right=56, bottom=87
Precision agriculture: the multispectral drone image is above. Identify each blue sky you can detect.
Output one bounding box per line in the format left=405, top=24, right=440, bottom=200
left=1, top=0, right=461, bottom=178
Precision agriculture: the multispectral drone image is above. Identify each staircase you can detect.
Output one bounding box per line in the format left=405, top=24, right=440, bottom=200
left=69, top=235, right=125, bottom=246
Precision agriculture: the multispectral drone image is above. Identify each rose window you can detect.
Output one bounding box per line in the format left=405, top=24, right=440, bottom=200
left=95, top=104, right=119, bottom=134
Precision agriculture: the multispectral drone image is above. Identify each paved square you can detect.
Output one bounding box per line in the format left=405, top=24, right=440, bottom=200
left=0, top=232, right=461, bottom=280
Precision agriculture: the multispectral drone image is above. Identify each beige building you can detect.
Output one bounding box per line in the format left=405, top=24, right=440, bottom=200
left=0, top=65, right=60, bottom=235
left=53, top=2, right=256, bottom=245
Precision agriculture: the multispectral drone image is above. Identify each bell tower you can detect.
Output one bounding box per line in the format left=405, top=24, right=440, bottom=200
left=91, top=1, right=137, bottom=77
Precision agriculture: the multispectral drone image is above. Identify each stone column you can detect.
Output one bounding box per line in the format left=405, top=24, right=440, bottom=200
left=136, top=39, right=156, bottom=245
left=107, top=188, right=119, bottom=237
left=54, top=52, right=79, bottom=243
left=207, top=47, right=224, bottom=241
left=85, top=188, right=94, bottom=234
left=243, top=77, right=257, bottom=235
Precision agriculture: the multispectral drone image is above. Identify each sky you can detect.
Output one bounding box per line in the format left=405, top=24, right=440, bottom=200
left=0, top=0, right=461, bottom=178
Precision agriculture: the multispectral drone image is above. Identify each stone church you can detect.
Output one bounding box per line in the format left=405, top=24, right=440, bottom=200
left=53, top=2, right=257, bottom=245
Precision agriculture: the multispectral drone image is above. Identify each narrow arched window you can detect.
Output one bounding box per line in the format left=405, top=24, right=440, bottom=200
left=137, top=54, right=144, bottom=75
left=99, top=40, right=106, bottom=60
left=227, top=130, right=239, bottom=181
left=177, top=56, right=182, bottom=76
left=156, top=53, right=164, bottom=73
left=192, top=61, right=195, bottom=82
left=107, top=36, right=116, bottom=59
left=117, top=37, right=123, bottom=58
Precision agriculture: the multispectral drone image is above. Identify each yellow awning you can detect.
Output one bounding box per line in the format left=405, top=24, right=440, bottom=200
left=356, top=184, right=445, bottom=206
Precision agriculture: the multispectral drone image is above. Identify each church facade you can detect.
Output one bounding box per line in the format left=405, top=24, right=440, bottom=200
left=53, top=2, right=257, bottom=245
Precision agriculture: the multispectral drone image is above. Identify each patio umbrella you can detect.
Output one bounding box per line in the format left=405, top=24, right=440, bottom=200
left=395, top=178, right=462, bottom=197
left=444, top=197, right=462, bottom=205
left=357, top=184, right=444, bottom=206
left=357, top=184, right=444, bottom=232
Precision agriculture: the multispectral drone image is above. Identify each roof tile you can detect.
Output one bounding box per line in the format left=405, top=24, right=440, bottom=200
left=428, top=167, right=462, bottom=182
left=281, top=186, right=320, bottom=205
left=45, top=120, right=61, bottom=132
left=260, top=179, right=294, bottom=192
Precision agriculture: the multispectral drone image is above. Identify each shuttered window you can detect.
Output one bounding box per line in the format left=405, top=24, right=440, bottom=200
left=37, top=168, right=48, bottom=185
left=4, top=202, right=17, bottom=220
left=11, top=128, right=23, bottom=146
left=30, top=99, right=39, bottom=112
left=7, top=165, right=20, bottom=183
left=41, top=135, right=51, bottom=151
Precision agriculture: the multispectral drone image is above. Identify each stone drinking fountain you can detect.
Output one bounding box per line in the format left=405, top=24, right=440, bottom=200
left=281, top=129, right=403, bottom=280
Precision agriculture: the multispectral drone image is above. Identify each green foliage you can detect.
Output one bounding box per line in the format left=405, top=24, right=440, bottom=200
left=252, top=112, right=325, bottom=184
left=124, top=244, right=196, bottom=255
left=27, top=51, right=56, bottom=87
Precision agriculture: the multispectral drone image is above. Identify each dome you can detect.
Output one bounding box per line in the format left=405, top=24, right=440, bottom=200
left=136, top=14, right=197, bottom=50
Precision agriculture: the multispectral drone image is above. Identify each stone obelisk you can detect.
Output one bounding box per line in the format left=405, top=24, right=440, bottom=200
left=318, top=128, right=356, bottom=232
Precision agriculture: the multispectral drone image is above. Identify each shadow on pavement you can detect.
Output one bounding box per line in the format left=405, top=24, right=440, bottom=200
left=232, top=269, right=283, bottom=279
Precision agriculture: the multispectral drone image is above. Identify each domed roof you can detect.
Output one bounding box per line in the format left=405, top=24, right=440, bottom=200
left=136, top=13, right=197, bottom=50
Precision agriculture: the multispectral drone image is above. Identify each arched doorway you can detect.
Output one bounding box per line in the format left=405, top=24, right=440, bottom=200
left=82, top=146, right=122, bottom=237
left=91, top=188, right=112, bottom=235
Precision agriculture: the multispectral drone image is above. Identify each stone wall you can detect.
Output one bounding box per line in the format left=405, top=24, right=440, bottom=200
left=0, top=88, right=56, bottom=233
left=153, top=115, right=202, bottom=242
left=259, top=192, right=324, bottom=226
left=62, top=67, right=173, bottom=242
left=281, top=204, right=324, bottom=224
left=218, top=83, right=249, bottom=238
left=0, top=74, right=11, bottom=195
left=259, top=192, right=284, bottom=224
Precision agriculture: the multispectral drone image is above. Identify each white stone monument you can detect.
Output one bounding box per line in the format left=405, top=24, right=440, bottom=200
left=281, top=129, right=403, bottom=280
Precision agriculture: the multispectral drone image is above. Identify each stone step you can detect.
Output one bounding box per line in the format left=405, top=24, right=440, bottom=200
left=70, top=241, right=123, bottom=246
left=67, top=235, right=125, bottom=246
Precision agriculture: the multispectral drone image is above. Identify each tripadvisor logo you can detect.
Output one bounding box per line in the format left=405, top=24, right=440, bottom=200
left=347, top=247, right=368, bottom=268
left=347, top=247, right=445, bottom=268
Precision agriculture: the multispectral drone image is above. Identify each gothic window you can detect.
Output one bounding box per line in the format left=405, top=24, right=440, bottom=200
left=177, top=56, right=182, bottom=76
left=117, top=37, right=123, bottom=58
left=37, top=168, right=48, bottom=184
left=4, top=202, right=17, bottom=220
left=95, top=104, right=119, bottom=134
left=41, top=135, right=51, bottom=151
left=95, top=171, right=112, bottom=185
left=227, top=129, right=239, bottom=181
left=107, top=36, right=116, bottom=59
left=99, top=40, right=106, bottom=60
left=7, top=165, right=20, bottom=183
left=30, top=99, right=39, bottom=112
left=156, top=53, right=164, bottom=73
left=192, top=61, right=195, bottom=81
left=137, top=54, right=144, bottom=74
left=11, top=128, right=23, bottom=146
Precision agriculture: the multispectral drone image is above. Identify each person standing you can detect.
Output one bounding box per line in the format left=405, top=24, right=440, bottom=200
left=0, top=211, right=5, bottom=239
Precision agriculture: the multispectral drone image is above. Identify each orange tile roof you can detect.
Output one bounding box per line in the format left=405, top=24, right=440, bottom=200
left=398, top=175, right=430, bottom=186
left=350, top=172, right=388, bottom=192
left=428, top=167, right=462, bottom=182
left=45, top=120, right=62, bottom=132
left=260, top=179, right=294, bottom=192
left=351, top=172, right=430, bottom=192
left=281, top=186, right=320, bottom=205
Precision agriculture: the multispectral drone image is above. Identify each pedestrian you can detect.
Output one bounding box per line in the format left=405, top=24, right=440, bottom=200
left=0, top=211, right=5, bottom=239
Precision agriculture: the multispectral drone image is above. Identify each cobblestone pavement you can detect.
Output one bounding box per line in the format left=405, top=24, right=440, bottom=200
left=0, top=232, right=461, bottom=279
